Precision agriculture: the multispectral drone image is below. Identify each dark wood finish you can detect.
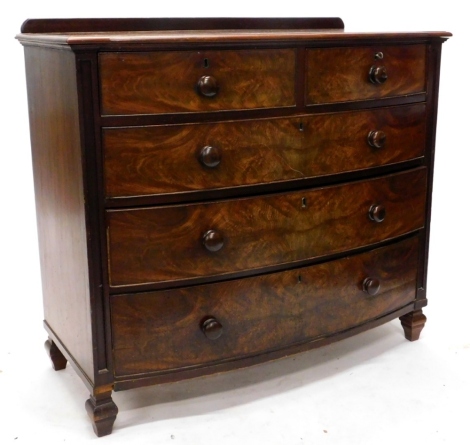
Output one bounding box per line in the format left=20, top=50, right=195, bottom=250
left=24, top=47, right=94, bottom=382
left=18, top=18, right=449, bottom=436
left=201, top=317, right=224, bottom=340
left=111, top=237, right=419, bottom=375
left=106, top=233, right=422, bottom=295
left=369, top=65, right=388, bottom=84
left=199, top=145, right=221, bottom=168
left=417, top=42, right=444, bottom=304
left=368, top=130, right=386, bottom=148
left=44, top=322, right=95, bottom=393
left=400, top=309, right=427, bottom=341
left=100, top=94, right=428, bottom=130
left=16, top=30, right=451, bottom=49
left=106, top=160, right=425, bottom=209
left=21, top=17, right=346, bottom=34
left=103, top=104, right=426, bottom=198
left=114, top=302, right=416, bottom=390
left=44, top=338, right=67, bottom=371
left=99, top=49, right=295, bottom=115
left=85, top=388, right=118, bottom=437
left=107, top=168, right=426, bottom=287
left=197, top=75, right=219, bottom=97
left=306, top=45, right=426, bottom=104
left=75, top=53, right=113, bottom=386
left=362, top=278, right=381, bottom=296
left=202, top=229, right=224, bottom=252
left=369, top=204, right=386, bottom=223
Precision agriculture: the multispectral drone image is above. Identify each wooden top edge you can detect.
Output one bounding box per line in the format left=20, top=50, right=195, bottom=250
left=16, top=29, right=452, bottom=46
left=20, top=17, right=345, bottom=33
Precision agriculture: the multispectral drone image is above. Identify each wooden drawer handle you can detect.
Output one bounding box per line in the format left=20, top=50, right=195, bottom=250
left=199, top=145, right=221, bottom=168
left=197, top=75, right=219, bottom=98
left=367, top=130, right=386, bottom=148
left=369, top=65, right=388, bottom=84
left=363, top=277, right=381, bottom=296
left=202, top=229, right=224, bottom=252
left=201, top=317, right=223, bottom=340
left=369, top=204, right=386, bottom=223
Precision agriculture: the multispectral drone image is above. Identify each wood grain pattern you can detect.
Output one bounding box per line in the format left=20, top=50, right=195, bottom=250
left=24, top=47, right=94, bottom=381
left=99, top=49, right=295, bottom=115
left=114, top=302, right=416, bottom=389
left=107, top=168, right=427, bottom=287
left=103, top=104, right=426, bottom=197
left=111, top=236, right=419, bottom=375
left=306, top=45, right=426, bottom=104
left=18, top=18, right=450, bottom=437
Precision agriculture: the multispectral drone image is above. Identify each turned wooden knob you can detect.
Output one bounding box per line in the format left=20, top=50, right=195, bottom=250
left=202, top=229, right=224, bottom=252
left=199, top=145, right=221, bottom=168
left=363, top=277, right=381, bottom=296
left=368, top=130, right=386, bottom=148
left=197, top=75, right=219, bottom=97
left=369, top=204, right=386, bottom=223
left=201, top=317, right=223, bottom=340
left=369, top=65, right=388, bottom=84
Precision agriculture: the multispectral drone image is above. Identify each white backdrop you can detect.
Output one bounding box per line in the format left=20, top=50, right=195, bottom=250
left=1, top=3, right=468, bottom=444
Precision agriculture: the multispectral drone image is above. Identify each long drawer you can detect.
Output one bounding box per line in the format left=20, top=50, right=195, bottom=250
left=111, top=236, right=419, bottom=376
left=99, top=49, right=295, bottom=115
left=306, top=45, right=426, bottom=104
left=103, top=104, right=426, bottom=198
left=107, top=168, right=427, bottom=287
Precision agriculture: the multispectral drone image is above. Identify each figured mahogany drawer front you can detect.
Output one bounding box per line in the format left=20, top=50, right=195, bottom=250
left=107, top=168, right=426, bottom=287
left=306, top=45, right=426, bottom=104
left=99, top=49, right=295, bottom=115
left=103, top=104, right=426, bottom=198
left=111, top=236, right=419, bottom=375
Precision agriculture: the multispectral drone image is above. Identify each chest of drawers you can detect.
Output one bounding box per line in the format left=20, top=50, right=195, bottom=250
left=17, top=18, right=451, bottom=437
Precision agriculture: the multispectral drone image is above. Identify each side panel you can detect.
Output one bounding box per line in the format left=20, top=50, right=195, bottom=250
left=24, top=46, right=94, bottom=382
left=416, top=42, right=444, bottom=307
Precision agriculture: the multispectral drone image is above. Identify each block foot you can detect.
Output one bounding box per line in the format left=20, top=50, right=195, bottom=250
left=85, top=390, right=118, bottom=437
left=400, top=309, right=427, bottom=341
left=44, top=338, right=67, bottom=370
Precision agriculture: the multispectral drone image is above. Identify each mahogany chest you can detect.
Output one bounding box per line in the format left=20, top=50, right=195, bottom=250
left=17, top=18, right=451, bottom=436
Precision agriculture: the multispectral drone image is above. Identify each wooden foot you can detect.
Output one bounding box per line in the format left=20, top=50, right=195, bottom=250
left=400, top=309, right=427, bottom=341
left=85, top=390, right=118, bottom=437
left=44, top=338, right=67, bottom=370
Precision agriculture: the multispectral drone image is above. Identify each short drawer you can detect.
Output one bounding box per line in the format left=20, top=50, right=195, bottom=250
left=306, top=45, right=426, bottom=104
left=111, top=236, right=419, bottom=376
left=103, top=104, right=426, bottom=198
left=107, top=168, right=426, bottom=287
left=99, top=49, right=295, bottom=115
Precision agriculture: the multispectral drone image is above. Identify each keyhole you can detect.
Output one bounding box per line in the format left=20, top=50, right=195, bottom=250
left=203, top=58, right=209, bottom=68
left=298, top=274, right=302, bottom=283
left=299, top=122, right=304, bottom=132
left=301, top=197, right=307, bottom=208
